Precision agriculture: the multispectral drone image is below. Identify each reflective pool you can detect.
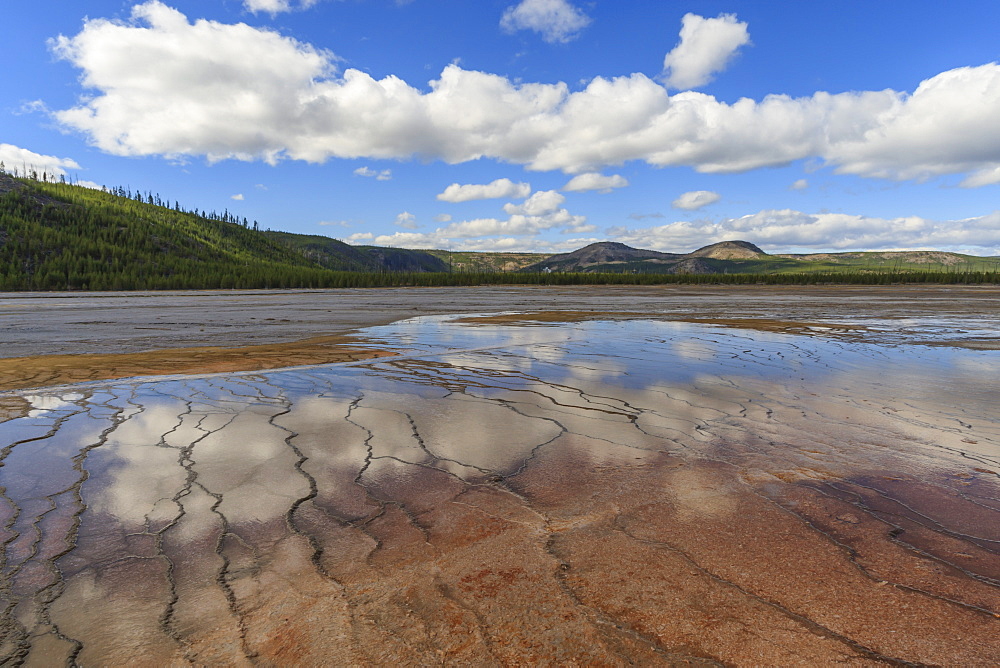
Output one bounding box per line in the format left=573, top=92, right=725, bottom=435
left=2, top=316, right=998, bottom=665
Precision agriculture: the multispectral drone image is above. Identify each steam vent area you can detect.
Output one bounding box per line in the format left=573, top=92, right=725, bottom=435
left=1, top=287, right=999, bottom=666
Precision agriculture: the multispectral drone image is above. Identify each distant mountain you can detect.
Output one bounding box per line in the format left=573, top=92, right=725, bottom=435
left=523, top=240, right=763, bottom=273
left=686, top=240, right=765, bottom=260
left=521, top=239, right=997, bottom=275
left=524, top=242, right=681, bottom=273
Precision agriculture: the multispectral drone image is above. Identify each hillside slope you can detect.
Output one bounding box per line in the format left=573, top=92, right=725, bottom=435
left=264, top=232, right=449, bottom=272
left=0, top=176, right=345, bottom=290
left=0, top=176, right=465, bottom=290
left=424, top=249, right=548, bottom=272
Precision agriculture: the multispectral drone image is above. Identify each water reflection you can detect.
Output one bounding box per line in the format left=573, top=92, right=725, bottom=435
left=1, top=315, right=997, bottom=665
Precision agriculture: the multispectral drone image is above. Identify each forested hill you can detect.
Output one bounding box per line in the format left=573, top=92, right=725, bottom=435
left=0, top=175, right=349, bottom=290
left=262, top=231, right=448, bottom=273
left=0, top=176, right=448, bottom=290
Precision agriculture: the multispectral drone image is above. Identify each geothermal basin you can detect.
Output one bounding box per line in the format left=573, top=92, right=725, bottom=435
left=1, top=286, right=999, bottom=665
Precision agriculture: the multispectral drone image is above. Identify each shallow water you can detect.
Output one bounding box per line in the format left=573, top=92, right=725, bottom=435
left=2, top=316, right=998, bottom=665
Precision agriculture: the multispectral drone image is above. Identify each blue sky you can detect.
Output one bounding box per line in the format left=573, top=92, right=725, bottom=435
left=4, top=0, right=1000, bottom=254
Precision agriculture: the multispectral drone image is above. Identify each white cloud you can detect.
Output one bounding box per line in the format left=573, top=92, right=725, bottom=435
left=434, top=213, right=453, bottom=223
left=365, top=232, right=600, bottom=253
left=231, top=193, right=244, bottom=200
left=662, top=13, right=750, bottom=90
left=607, top=209, right=1000, bottom=255
left=500, top=0, right=590, bottom=44
left=354, top=166, right=392, bottom=180
left=345, top=232, right=373, bottom=242
left=562, top=172, right=629, bottom=193
left=349, top=198, right=589, bottom=249
left=445, top=208, right=584, bottom=238
left=437, top=178, right=531, bottom=202
left=317, top=220, right=350, bottom=227
left=244, top=0, right=318, bottom=15
left=394, top=211, right=419, bottom=229
left=503, top=189, right=564, bottom=216
left=0, top=143, right=81, bottom=177
left=790, top=178, right=809, bottom=191
left=960, top=167, right=1000, bottom=188
left=50, top=4, right=1000, bottom=186
left=672, top=190, right=721, bottom=210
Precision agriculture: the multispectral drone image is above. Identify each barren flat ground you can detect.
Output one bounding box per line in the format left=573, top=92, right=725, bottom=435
left=1, top=285, right=998, bottom=391
left=1, top=285, right=999, bottom=665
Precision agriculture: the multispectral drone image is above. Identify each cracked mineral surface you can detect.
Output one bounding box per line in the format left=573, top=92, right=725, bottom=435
left=1, top=308, right=998, bottom=665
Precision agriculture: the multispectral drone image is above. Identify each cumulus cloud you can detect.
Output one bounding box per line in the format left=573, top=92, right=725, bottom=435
left=354, top=166, right=392, bottom=180
left=345, top=196, right=590, bottom=250
left=562, top=172, right=628, bottom=193
left=0, top=143, right=81, bottom=177
left=503, top=189, right=564, bottom=215
left=434, top=213, right=453, bottom=223
left=500, top=0, right=590, bottom=44
left=437, top=178, right=531, bottom=202
left=394, top=211, right=419, bottom=229
left=662, top=13, right=750, bottom=90
left=790, top=178, right=809, bottom=190
left=50, top=3, right=1000, bottom=186
left=348, top=206, right=1000, bottom=254
left=363, top=232, right=600, bottom=253
left=824, top=65, right=1000, bottom=182
left=961, top=167, right=1000, bottom=188
left=231, top=193, right=245, bottom=200
left=672, top=190, right=721, bottom=210
left=607, top=209, right=1000, bottom=255
left=244, top=0, right=318, bottom=15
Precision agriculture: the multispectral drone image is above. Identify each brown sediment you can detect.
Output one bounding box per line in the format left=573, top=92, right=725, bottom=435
left=1, top=312, right=867, bottom=394
left=455, top=310, right=650, bottom=325
left=0, top=335, right=397, bottom=392
left=0, top=396, right=31, bottom=422
left=460, top=310, right=873, bottom=338
left=916, top=338, right=1000, bottom=350
left=674, top=316, right=873, bottom=337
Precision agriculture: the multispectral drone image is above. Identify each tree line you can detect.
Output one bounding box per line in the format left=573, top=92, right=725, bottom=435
left=0, top=172, right=996, bottom=291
